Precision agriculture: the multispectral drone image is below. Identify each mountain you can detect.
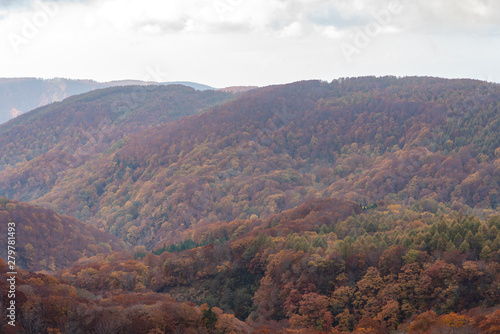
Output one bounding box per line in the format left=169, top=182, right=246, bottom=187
left=0, top=78, right=215, bottom=124
left=0, top=84, right=234, bottom=202
left=0, top=77, right=99, bottom=124
left=0, top=76, right=499, bottom=333
left=0, top=196, right=124, bottom=271
left=3, top=76, right=495, bottom=248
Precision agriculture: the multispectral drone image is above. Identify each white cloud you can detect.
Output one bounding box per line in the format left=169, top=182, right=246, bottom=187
left=279, top=21, right=305, bottom=38
left=394, top=0, right=500, bottom=32
left=0, top=0, right=498, bottom=86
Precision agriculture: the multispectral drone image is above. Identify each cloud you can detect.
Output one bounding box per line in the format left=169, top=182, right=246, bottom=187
left=92, top=0, right=290, bottom=34
left=0, top=0, right=85, bottom=10
left=3, top=0, right=499, bottom=36
left=316, top=0, right=499, bottom=34
left=0, top=0, right=498, bottom=86
left=0, top=0, right=30, bottom=9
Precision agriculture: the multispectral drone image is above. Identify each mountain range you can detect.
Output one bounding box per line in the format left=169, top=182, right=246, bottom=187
left=0, top=76, right=498, bottom=333
left=1, top=76, right=498, bottom=248
left=0, top=77, right=214, bottom=124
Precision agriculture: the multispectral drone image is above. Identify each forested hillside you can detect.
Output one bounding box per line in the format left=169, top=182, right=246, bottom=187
left=12, top=76, right=497, bottom=248
left=2, top=199, right=498, bottom=333
left=0, top=76, right=499, bottom=333
left=0, top=85, right=234, bottom=201
left=0, top=196, right=124, bottom=271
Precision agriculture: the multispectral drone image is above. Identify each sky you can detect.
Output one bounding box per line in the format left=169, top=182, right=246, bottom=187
left=0, top=0, right=499, bottom=88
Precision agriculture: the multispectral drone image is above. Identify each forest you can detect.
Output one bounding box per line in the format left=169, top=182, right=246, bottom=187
left=0, top=196, right=124, bottom=271
left=0, top=76, right=499, bottom=333
left=1, top=76, right=495, bottom=248
left=1, top=199, right=499, bottom=333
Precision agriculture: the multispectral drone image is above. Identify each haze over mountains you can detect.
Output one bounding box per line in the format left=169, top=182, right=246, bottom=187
left=0, top=76, right=499, bottom=333
left=0, top=77, right=215, bottom=124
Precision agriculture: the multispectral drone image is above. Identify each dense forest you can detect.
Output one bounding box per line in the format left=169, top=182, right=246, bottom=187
left=0, top=196, right=124, bottom=271
left=1, top=198, right=499, bottom=333
left=0, top=76, right=499, bottom=333
left=0, top=85, right=235, bottom=200
left=3, top=76, right=496, bottom=248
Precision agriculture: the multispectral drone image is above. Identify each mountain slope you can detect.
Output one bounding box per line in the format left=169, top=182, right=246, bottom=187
left=0, top=85, right=234, bottom=201
left=13, top=76, right=497, bottom=248
left=53, top=197, right=500, bottom=332
left=0, top=196, right=124, bottom=271
left=0, top=76, right=498, bottom=333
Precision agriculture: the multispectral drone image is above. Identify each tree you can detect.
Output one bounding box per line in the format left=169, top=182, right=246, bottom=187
left=202, top=306, right=218, bottom=332
left=353, top=267, right=384, bottom=318
left=480, top=245, right=492, bottom=260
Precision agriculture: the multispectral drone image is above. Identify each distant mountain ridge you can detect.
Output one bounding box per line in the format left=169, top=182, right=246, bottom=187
left=0, top=77, right=215, bottom=124
left=161, top=81, right=214, bottom=91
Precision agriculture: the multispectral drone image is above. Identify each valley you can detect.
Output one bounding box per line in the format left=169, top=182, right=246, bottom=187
left=0, top=77, right=499, bottom=333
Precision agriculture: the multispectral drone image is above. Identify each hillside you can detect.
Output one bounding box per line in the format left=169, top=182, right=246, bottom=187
left=55, top=198, right=500, bottom=332
left=0, top=85, right=234, bottom=201
left=0, top=260, right=253, bottom=334
left=217, top=86, right=259, bottom=93
left=10, top=76, right=497, bottom=248
left=0, top=196, right=124, bottom=271
left=1, top=194, right=498, bottom=333
left=0, top=78, right=215, bottom=124
left=0, top=76, right=499, bottom=333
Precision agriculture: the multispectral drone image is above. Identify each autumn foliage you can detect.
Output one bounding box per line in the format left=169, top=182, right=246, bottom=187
left=0, top=77, right=497, bottom=249
left=0, top=77, right=499, bottom=332
left=0, top=196, right=123, bottom=271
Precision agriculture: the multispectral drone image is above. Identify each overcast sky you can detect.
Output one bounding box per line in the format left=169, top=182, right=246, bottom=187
left=0, top=0, right=499, bottom=88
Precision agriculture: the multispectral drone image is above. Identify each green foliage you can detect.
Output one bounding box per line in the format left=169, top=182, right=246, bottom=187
left=361, top=203, right=378, bottom=211
left=202, top=306, right=218, bottom=331
left=166, top=239, right=199, bottom=253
